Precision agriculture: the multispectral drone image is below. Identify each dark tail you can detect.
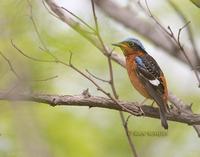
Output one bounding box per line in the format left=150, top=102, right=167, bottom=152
left=150, top=95, right=168, bottom=129
left=158, top=104, right=168, bottom=129
left=138, top=77, right=168, bottom=129
left=147, top=88, right=168, bottom=129
left=151, top=93, right=168, bottom=129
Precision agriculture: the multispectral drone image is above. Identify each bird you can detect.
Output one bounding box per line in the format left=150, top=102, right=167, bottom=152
left=113, top=38, right=169, bottom=129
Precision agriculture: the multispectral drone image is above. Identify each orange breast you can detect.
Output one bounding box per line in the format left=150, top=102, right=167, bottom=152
left=126, top=55, right=151, bottom=98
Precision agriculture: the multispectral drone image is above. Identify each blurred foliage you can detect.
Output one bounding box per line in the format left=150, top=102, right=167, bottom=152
left=0, top=0, right=200, bottom=157
left=191, top=0, right=200, bottom=8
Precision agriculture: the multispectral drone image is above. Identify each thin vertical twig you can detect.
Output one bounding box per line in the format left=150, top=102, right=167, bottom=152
left=91, top=1, right=139, bottom=156
left=144, top=0, right=200, bottom=87
left=107, top=51, right=118, bottom=99
left=27, top=0, right=58, bottom=61
left=91, top=0, right=109, bottom=56
left=177, top=21, right=191, bottom=47
left=27, top=0, right=49, bottom=52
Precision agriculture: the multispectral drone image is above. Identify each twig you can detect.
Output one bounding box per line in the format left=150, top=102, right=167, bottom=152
left=0, top=51, right=20, bottom=79
left=86, top=69, right=109, bottom=83
left=107, top=51, right=119, bottom=99
left=61, top=7, right=95, bottom=32
left=27, top=0, right=59, bottom=61
left=11, top=40, right=54, bottom=63
left=34, top=75, right=58, bottom=82
left=91, top=0, right=109, bottom=56
left=168, top=0, right=200, bottom=65
left=144, top=0, right=200, bottom=87
left=91, top=0, right=99, bottom=33
left=177, top=21, right=191, bottom=47
left=91, top=1, right=139, bottom=156
left=27, top=0, right=49, bottom=52
left=1, top=46, right=57, bottom=84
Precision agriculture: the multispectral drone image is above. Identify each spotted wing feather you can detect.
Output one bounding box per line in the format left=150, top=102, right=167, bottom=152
left=135, top=55, right=168, bottom=129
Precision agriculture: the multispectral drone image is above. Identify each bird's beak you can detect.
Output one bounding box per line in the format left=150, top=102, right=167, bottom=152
left=112, top=43, right=121, bottom=47
left=112, top=42, right=126, bottom=48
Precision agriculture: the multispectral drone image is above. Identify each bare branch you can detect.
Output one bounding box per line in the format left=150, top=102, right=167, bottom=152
left=91, top=0, right=109, bottom=56
left=91, top=1, right=139, bottom=156
left=0, top=91, right=200, bottom=126
left=177, top=21, right=191, bottom=47
left=27, top=0, right=49, bottom=52
left=107, top=51, right=119, bottom=99
left=91, top=0, right=99, bottom=33
left=0, top=51, right=20, bottom=79
left=11, top=40, right=54, bottom=63
left=144, top=0, right=200, bottom=87
left=144, top=0, right=173, bottom=37
left=1, top=45, right=57, bottom=84
left=86, top=69, right=109, bottom=83
left=169, top=0, right=200, bottom=66
left=34, top=75, right=58, bottom=82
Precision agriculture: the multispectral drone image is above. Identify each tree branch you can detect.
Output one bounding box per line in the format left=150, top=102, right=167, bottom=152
left=1, top=91, right=200, bottom=126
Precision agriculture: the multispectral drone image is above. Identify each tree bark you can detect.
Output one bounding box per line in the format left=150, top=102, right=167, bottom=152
left=1, top=91, right=200, bottom=126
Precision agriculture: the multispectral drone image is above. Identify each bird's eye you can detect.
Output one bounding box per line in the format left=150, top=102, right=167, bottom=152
left=128, top=42, right=134, bottom=47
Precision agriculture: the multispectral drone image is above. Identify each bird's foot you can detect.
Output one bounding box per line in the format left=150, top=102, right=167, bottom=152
left=136, top=104, right=145, bottom=116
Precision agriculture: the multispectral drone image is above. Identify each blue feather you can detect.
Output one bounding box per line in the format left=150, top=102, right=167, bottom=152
left=135, top=56, right=145, bottom=67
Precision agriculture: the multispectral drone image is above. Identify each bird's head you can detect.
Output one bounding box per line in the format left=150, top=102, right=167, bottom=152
left=112, top=38, right=146, bottom=56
